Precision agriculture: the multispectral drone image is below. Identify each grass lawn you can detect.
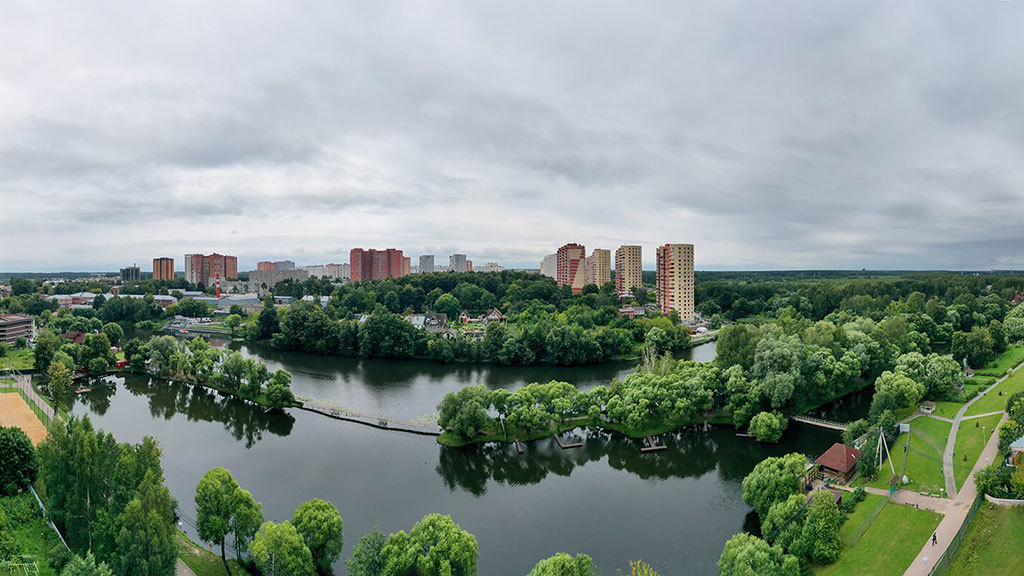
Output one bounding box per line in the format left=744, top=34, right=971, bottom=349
left=814, top=500, right=943, bottom=576
left=856, top=416, right=951, bottom=495
left=964, top=369, right=1024, bottom=417
left=974, top=344, right=1024, bottom=377
left=0, top=493, right=61, bottom=576
left=177, top=532, right=255, bottom=576
left=947, top=503, right=1024, bottom=576
left=952, top=414, right=1003, bottom=491
left=836, top=492, right=888, bottom=549
left=1, top=347, right=35, bottom=371
left=931, top=400, right=965, bottom=419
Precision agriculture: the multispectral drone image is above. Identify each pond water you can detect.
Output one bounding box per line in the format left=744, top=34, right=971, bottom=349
left=68, top=340, right=873, bottom=575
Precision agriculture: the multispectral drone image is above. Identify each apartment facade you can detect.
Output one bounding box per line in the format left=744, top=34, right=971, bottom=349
left=556, top=243, right=587, bottom=294
left=655, top=243, right=695, bottom=321
left=0, top=314, right=35, bottom=344
left=303, top=263, right=350, bottom=280
left=120, top=266, right=140, bottom=282
left=184, top=253, right=238, bottom=285
left=585, top=249, right=611, bottom=287
left=152, top=257, right=175, bottom=281
left=250, top=268, right=309, bottom=294
left=540, top=253, right=558, bottom=279
left=419, top=255, right=435, bottom=274
left=449, top=254, right=468, bottom=273
left=615, top=245, right=643, bottom=292
left=350, top=248, right=405, bottom=283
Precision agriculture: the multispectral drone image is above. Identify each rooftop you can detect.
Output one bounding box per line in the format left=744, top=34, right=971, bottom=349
left=815, top=442, right=861, bottom=474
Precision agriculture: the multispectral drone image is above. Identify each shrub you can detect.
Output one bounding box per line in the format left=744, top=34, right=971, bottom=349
left=0, top=427, right=38, bottom=495
left=853, top=486, right=867, bottom=502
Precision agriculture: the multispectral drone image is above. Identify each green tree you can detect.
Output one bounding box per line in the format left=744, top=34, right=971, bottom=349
left=257, top=300, right=280, bottom=340
left=87, top=357, right=109, bottom=377
left=644, top=326, right=671, bottom=355
left=113, top=470, right=178, bottom=576
left=951, top=327, right=996, bottom=369
left=717, top=533, right=799, bottom=576
left=749, top=411, right=788, bottom=443
left=232, top=489, right=264, bottom=562
left=432, top=293, right=461, bottom=318
left=380, top=514, right=478, bottom=576
left=292, top=499, right=344, bottom=574
left=800, top=490, right=841, bottom=564
left=267, top=370, right=296, bottom=409
left=874, top=370, right=926, bottom=408
left=742, top=453, right=808, bottom=519
left=528, top=553, right=595, bottom=576
left=101, top=323, right=123, bottom=346
left=220, top=352, right=247, bottom=390
left=195, top=467, right=241, bottom=570
left=250, top=521, right=315, bottom=576
left=61, top=553, right=114, bottom=576
left=437, top=386, right=493, bottom=440
left=0, top=426, right=38, bottom=495
left=48, top=361, right=74, bottom=411
left=761, top=494, right=807, bottom=554
left=346, top=528, right=387, bottom=576
left=34, top=328, right=63, bottom=374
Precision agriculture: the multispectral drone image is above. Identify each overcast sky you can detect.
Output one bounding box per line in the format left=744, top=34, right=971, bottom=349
left=3, top=1, right=1024, bottom=272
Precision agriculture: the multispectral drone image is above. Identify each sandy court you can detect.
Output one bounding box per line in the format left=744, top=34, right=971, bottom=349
left=0, top=391, right=48, bottom=445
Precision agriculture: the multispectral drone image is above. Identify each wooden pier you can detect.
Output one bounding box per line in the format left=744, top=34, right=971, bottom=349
left=641, top=435, right=667, bottom=452
left=300, top=402, right=442, bottom=436
left=553, top=434, right=583, bottom=449
left=514, top=439, right=524, bottom=454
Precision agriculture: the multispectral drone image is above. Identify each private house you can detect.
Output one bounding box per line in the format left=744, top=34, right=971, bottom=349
left=60, top=331, right=87, bottom=345
left=482, top=308, right=507, bottom=324
left=618, top=306, right=646, bottom=319
left=814, top=443, right=861, bottom=483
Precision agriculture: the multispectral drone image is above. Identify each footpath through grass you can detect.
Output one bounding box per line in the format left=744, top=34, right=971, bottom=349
left=856, top=416, right=951, bottom=495
left=965, top=368, right=1024, bottom=417
left=974, top=344, right=1024, bottom=378
left=177, top=532, right=255, bottom=576
left=953, top=414, right=1002, bottom=491
left=947, top=503, right=1024, bottom=576
left=814, top=498, right=942, bottom=576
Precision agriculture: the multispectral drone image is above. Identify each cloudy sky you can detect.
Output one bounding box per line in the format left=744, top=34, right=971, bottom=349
left=2, top=1, right=1024, bottom=272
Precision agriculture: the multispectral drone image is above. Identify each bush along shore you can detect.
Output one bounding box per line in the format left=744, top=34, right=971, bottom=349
left=36, top=333, right=299, bottom=412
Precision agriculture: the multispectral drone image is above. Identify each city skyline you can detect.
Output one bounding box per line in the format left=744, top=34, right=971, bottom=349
left=5, top=3, right=1024, bottom=272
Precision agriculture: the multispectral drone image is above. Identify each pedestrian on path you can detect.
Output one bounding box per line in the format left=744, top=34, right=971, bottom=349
left=932, top=533, right=937, bottom=546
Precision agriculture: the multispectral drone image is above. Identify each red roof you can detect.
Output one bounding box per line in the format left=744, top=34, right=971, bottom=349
left=815, top=443, right=861, bottom=474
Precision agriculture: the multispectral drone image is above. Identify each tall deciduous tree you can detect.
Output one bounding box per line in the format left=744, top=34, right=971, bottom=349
left=346, top=529, right=387, bottom=576
left=231, top=488, right=264, bottom=562
left=196, top=467, right=241, bottom=570
left=48, top=360, right=74, bottom=411
left=113, top=470, right=178, bottom=576
left=61, top=553, right=115, bottom=576
left=800, top=490, right=841, bottom=564
left=292, top=499, right=344, bottom=574
left=250, top=521, right=315, bottom=576
left=0, top=426, right=37, bottom=495
left=717, top=533, right=799, bottom=576
left=528, top=553, right=595, bottom=576
left=742, top=453, right=808, bottom=519
left=380, top=514, right=478, bottom=576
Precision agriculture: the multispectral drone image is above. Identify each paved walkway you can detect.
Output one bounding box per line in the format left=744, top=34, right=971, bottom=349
left=941, top=363, right=1020, bottom=498
left=902, top=412, right=1007, bottom=575
left=175, top=559, right=197, bottom=576
left=833, top=484, right=951, bottom=514
left=962, top=410, right=1006, bottom=420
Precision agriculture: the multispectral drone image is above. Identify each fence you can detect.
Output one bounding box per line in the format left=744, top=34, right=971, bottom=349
left=929, top=494, right=983, bottom=575
left=2, top=372, right=57, bottom=424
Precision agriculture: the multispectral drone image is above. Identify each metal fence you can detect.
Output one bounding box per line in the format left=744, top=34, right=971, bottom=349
left=3, top=372, right=57, bottom=424
left=929, top=494, right=983, bottom=575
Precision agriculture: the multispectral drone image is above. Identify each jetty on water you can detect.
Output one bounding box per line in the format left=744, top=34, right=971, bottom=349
left=553, top=434, right=583, bottom=449
left=641, top=435, right=667, bottom=452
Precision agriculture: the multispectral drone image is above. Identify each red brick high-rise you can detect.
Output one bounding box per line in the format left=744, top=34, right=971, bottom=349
left=184, top=253, right=238, bottom=285
left=152, top=257, right=175, bottom=281
left=556, top=243, right=586, bottom=294
left=350, top=248, right=405, bottom=282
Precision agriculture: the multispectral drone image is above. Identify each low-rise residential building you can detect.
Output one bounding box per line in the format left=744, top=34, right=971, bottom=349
left=0, top=314, right=35, bottom=344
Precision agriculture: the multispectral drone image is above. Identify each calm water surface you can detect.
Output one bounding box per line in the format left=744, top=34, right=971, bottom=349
left=69, top=342, right=871, bottom=575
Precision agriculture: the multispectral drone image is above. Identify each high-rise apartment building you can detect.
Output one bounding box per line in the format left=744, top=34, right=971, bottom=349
left=152, top=257, right=175, bottom=281
left=402, top=257, right=411, bottom=276
left=540, top=253, right=558, bottom=279
left=302, top=263, right=350, bottom=280
left=419, top=255, right=435, bottom=274
left=120, top=265, right=140, bottom=282
left=184, top=253, right=238, bottom=285
left=449, top=254, right=468, bottom=273
left=615, top=245, right=643, bottom=292
left=585, top=249, right=611, bottom=287
left=350, top=248, right=405, bottom=282
left=256, top=260, right=295, bottom=272
left=556, top=243, right=586, bottom=294
left=656, top=243, right=695, bottom=321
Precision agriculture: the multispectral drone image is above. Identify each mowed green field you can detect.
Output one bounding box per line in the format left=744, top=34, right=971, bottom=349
left=974, top=344, right=1024, bottom=378
left=965, top=369, right=1024, bottom=417
left=952, top=414, right=1002, bottom=491
left=814, top=498, right=942, bottom=576
left=947, top=503, right=1024, bottom=576
left=857, top=416, right=951, bottom=495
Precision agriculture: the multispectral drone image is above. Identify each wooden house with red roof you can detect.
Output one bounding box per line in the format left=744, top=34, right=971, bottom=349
left=815, top=442, right=861, bottom=482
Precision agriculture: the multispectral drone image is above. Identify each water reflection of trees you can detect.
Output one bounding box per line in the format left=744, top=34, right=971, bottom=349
left=436, top=426, right=731, bottom=495
left=117, top=375, right=294, bottom=448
